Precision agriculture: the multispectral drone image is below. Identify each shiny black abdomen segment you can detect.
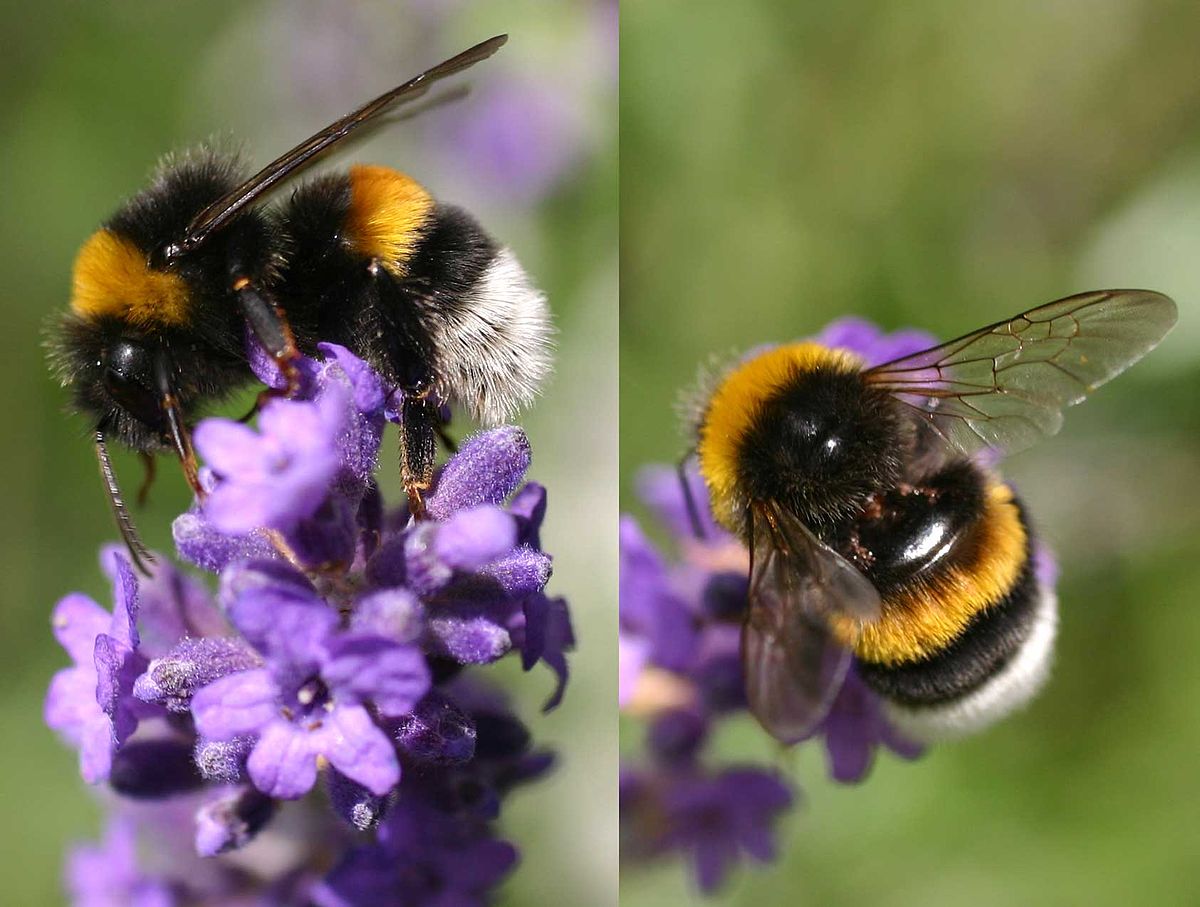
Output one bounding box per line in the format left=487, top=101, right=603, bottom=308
left=856, top=503, right=1038, bottom=706
left=851, top=460, right=987, bottom=597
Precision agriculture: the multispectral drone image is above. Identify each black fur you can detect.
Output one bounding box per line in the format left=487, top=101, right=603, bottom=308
left=855, top=504, right=1039, bottom=706
left=49, top=151, right=278, bottom=452
left=278, top=178, right=497, bottom=394
left=735, top=368, right=905, bottom=532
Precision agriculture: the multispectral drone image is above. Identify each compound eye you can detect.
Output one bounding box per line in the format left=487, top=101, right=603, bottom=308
left=103, top=340, right=163, bottom=428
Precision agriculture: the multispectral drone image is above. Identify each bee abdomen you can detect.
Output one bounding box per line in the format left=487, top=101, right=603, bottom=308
left=396, top=204, right=552, bottom=425
left=856, top=503, right=1059, bottom=741
left=281, top=167, right=551, bottom=421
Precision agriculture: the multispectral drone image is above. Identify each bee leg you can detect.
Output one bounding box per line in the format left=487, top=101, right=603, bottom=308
left=233, top=277, right=304, bottom=396
left=152, top=345, right=204, bottom=499
left=677, top=450, right=709, bottom=540
left=136, top=452, right=157, bottom=508
left=162, top=391, right=203, bottom=498
left=400, top=393, right=439, bottom=520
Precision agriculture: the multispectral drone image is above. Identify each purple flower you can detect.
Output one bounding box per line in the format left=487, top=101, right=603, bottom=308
left=621, top=766, right=794, bottom=894
left=191, top=561, right=429, bottom=799
left=66, top=818, right=175, bottom=907
left=436, top=73, right=589, bottom=206
left=45, top=553, right=153, bottom=784
left=313, top=797, right=518, bottom=907
left=50, top=339, right=572, bottom=905
left=193, top=382, right=348, bottom=535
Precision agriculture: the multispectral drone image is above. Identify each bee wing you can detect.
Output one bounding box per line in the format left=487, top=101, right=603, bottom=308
left=863, top=290, right=1176, bottom=458
left=743, top=501, right=881, bottom=744
left=179, top=35, right=507, bottom=252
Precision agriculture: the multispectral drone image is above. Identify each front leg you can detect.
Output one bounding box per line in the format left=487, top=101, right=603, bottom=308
left=233, top=276, right=304, bottom=397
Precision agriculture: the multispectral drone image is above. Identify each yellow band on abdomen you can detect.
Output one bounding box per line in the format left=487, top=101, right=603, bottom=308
left=345, top=164, right=435, bottom=275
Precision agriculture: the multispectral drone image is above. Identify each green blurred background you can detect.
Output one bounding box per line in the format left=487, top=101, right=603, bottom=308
left=622, top=2, right=1200, bottom=906
left=0, top=1, right=615, bottom=904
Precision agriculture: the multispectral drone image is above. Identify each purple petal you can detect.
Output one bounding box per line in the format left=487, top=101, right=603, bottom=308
left=232, top=596, right=339, bottom=674
left=619, top=633, right=649, bottom=708
left=317, top=342, right=386, bottom=413
left=479, top=547, right=552, bottom=599
left=636, top=463, right=723, bottom=542
left=134, top=637, right=261, bottom=712
left=202, top=457, right=336, bottom=534
left=192, top=668, right=280, bottom=740
left=45, top=667, right=94, bottom=743
left=322, top=635, right=431, bottom=717
left=104, top=546, right=227, bottom=651
left=104, top=552, right=140, bottom=649
left=247, top=719, right=318, bottom=799
left=193, top=419, right=266, bottom=477
left=519, top=595, right=574, bottom=711
left=508, top=481, right=546, bottom=548
left=79, top=712, right=116, bottom=784
left=426, top=427, right=531, bottom=520
left=315, top=705, right=401, bottom=797
left=92, top=635, right=135, bottom=727
left=425, top=607, right=512, bottom=664
left=351, top=588, right=423, bottom=642
left=619, top=516, right=699, bottom=671
left=435, top=505, right=517, bottom=571
left=51, top=593, right=109, bottom=665
left=172, top=510, right=280, bottom=574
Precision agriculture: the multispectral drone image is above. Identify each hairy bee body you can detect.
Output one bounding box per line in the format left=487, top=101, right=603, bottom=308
left=696, top=342, right=1056, bottom=740
left=281, top=164, right=550, bottom=424
left=53, top=152, right=278, bottom=453
left=47, top=36, right=536, bottom=568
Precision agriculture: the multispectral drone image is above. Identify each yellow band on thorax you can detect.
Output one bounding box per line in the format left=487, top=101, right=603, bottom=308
left=70, top=229, right=191, bottom=328
left=697, top=343, right=864, bottom=529
left=345, top=164, right=434, bottom=275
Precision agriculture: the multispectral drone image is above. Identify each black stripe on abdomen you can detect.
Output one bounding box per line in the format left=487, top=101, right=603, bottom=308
left=856, top=511, right=1039, bottom=707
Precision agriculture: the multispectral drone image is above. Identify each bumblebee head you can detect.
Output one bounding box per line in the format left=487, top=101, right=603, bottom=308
left=48, top=313, right=171, bottom=451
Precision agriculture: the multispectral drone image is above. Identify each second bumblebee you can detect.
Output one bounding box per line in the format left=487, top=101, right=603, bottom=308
left=690, top=291, right=1176, bottom=743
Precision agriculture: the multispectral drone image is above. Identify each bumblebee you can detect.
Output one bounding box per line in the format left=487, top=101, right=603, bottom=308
left=48, top=36, right=552, bottom=570
left=690, top=291, right=1176, bottom=742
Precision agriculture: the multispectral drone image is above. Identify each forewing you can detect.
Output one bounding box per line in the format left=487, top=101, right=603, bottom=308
left=179, top=35, right=507, bottom=253
left=742, top=503, right=881, bottom=744
left=863, top=290, right=1177, bottom=458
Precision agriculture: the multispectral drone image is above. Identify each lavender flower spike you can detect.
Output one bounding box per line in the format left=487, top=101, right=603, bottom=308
left=48, top=341, right=574, bottom=905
